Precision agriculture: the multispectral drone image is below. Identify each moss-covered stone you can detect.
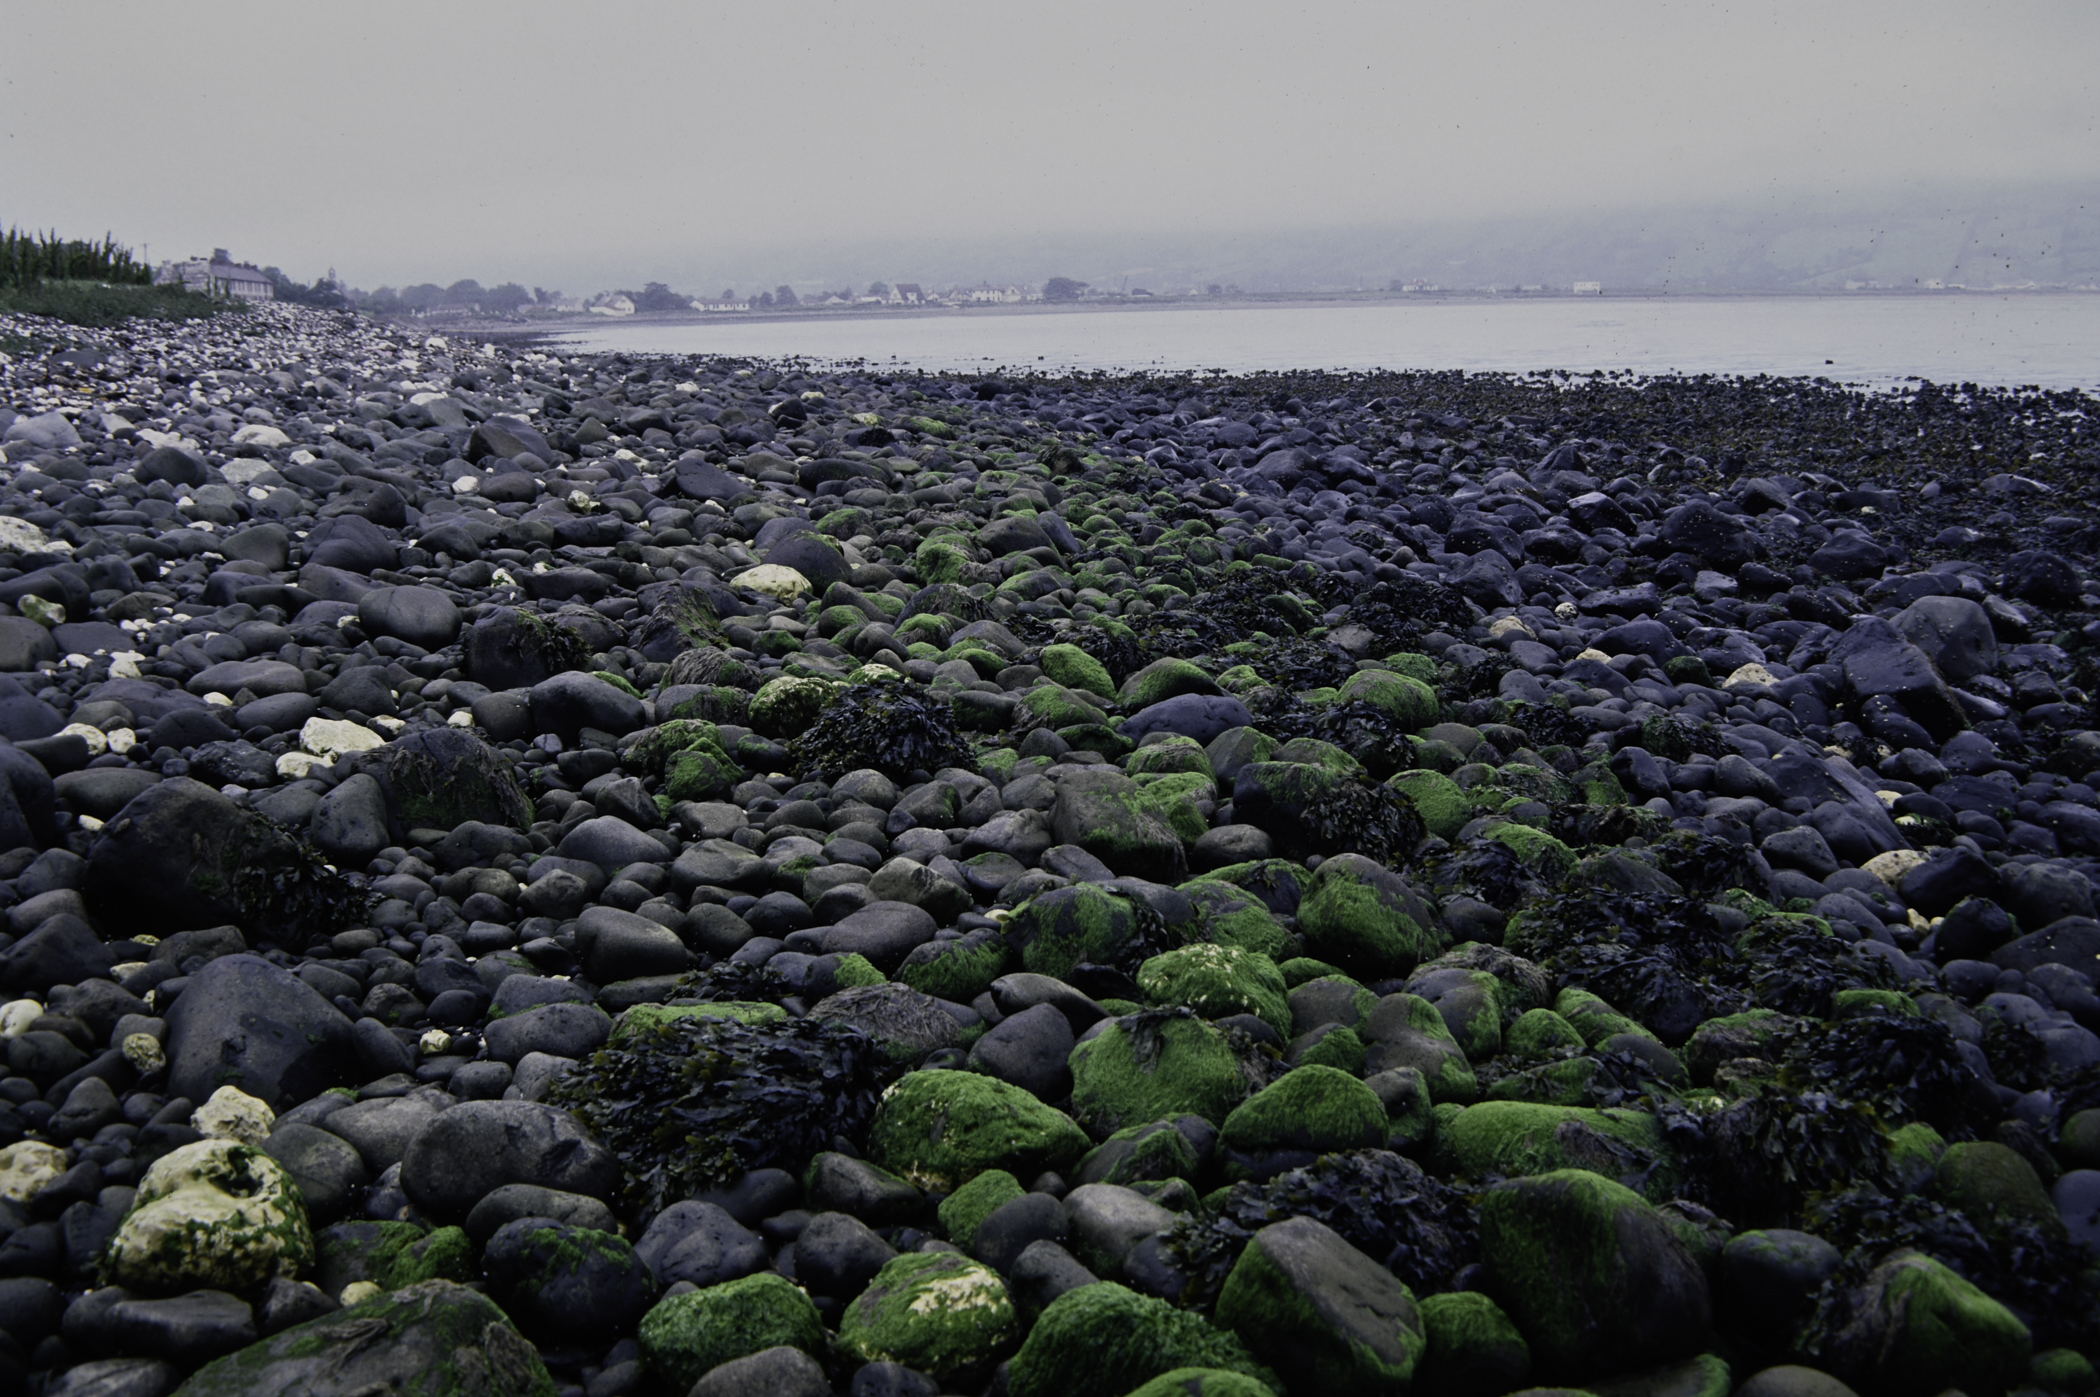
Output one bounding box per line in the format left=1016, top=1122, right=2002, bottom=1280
left=1435, top=1101, right=1674, bottom=1195
left=1477, top=1168, right=1711, bottom=1377
left=1505, top=1008, right=1587, bottom=1058
left=1127, top=738, right=1215, bottom=780
left=1554, top=988, right=1660, bottom=1047
left=1078, top=1118, right=1209, bottom=1186
left=838, top=1251, right=1019, bottom=1382
left=1362, top=993, right=1480, bottom=1103
left=833, top=952, right=887, bottom=989
left=1682, top=1009, right=1787, bottom=1083
left=105, top=1138, right=313, bottom=1292
left=1888, top=1120, right=1948, bottom=1194
left=915, top=537, right=973, bottom=584
left=1484, top=822, right=1578, bottom=877
left=639, top=1272, right=825, bottom=1391
left=868, top=1069, right=1090, bottom=1190
left=1385, top=769, right=1474, bottom=840
left=314, top=1220, right=474, bottom=1296
left=172, top=1280, right=557, bottom=1397
left=1214, top=1215, right=1425, bottom=1396
left=938, top=1168, right=1024, bottom=1253
left=1289, top=1023, right=1367, bottom=1075
left=663, top=744, right=742, bottom=803
left=1217, top=1066, right=1387, bottom=1181
left=1120, top=657, right=1220, bottom=708
left=1296, top=853, right=1442, bottom=978
left=1337, top=669, right=1439, bottom=728
left=610, top=1001, right=787, bottom=1043
left=748, top=674, right=845, bottom=737
left=1139, top=944, right=1291, bottom=1037
left=1832, top=987, right=1918, bottom=1019
left=1823, top=1252, right=2031, bottom=1397
left=1007, top=1282, right=1277, bottom=1397
left=1041, top=643, right=1117, bottom=699
left=1123, top=1369, right=1277, bottom=1397
left=1273, top=736, right=1362, bottom=774
left=1070, top=1012, right=1251, bottom=1138
left=1131, top=770, right=1218, bottom=844
left=896, top=926, right=1011, bottom=1002
left=1414, top=1290, right=1532, bottom=1397
left=1935, top=1141, right=2064, bottom=1237
left=1019, top=683, right=1109, bottom=731
left=1181, top=880, right=1292, bottom=959
left=1003, top=883, right=1151, bottom=981
left=2030, top=1347, right=2099, bottom=1396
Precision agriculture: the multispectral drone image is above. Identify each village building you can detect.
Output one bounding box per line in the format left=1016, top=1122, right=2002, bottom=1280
left=156, top=250, right=275, bottom=301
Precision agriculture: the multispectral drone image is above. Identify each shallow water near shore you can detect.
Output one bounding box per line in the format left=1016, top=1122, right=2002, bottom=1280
left=554, top=292, right=2100, bottom=390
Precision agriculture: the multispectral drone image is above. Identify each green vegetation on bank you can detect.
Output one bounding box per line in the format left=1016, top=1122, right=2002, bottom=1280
left=0, top=226, right=234, bottom=327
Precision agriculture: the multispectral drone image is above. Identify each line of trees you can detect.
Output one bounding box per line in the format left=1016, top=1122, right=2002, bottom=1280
left=1, top=228, right=153, bottom=291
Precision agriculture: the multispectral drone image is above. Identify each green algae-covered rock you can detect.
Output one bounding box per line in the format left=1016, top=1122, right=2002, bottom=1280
left=611, top=1001, right=788, bottom=1043
left=1181, top=880, right=1292, bottom=959
left=1484, top=821, right=1578, bottom=877
left=1273, top=736, right=1362, bottom=775
left=1386, top=769, right=1474, bottom=840
left=914, top=537, right=973, bottom=584
left=1505, top=1008, right=1587, bottom=1058
left=833, top=952, right=887, bottom=989
left=1413, top=1290, right=1532, bottom=1397
left=312, top=1220, right=472, bottom=1297
left=896, top=925, right=1010, bottom=1002
left=1822, top=1252, right=2031, bottom=1397
left=1297, top=853, right=1442, bottom=978
left=1077, top=1117, right=1211, bottom=1186
left=748, top=675, right=844, bottom=737
left=1554, top=987, right=1660, bottom=1047
left=1138, top=944, right=1291, bottom=1037
left=1935, top=1140, right=2064, bottom=1237
left=1217, top=1066, right=1388, bottom=1182
left=1070, top=1011, right=1252, bottom=1138
left=868, top=1069, right=1089, bottom=1190
left=171, top=1280, right=557, bottom=1397
left=1003, top=882, right=1153, bottom=981
left=1127, top=737, right=1215, bottom=780
left=1041, top=643, right=1117, bottom=699
left=1051, top=768, right=1189, bottom=882
left=1362, top=992, right=1480, bottom=1103
left=1682, top=1009, right=1788, bottom=1082
left=838, top=1251, right=1019, bottom=1382
left=1435, top=1100, right=1673, bottom=1193
left=1120, top=657, right=1222, bottom=708
left=1123, top=1369, right=1278, bottom=1397
left=1130, top=770, right=1218, bottom=845
left=1478, top=1169, right=1711, bottom=1377
left=938, top=1168, right=1024, bottom=1253
left=639, top=1272, right=825, bottom=1392
left=1338, top=668, right=1439, bottom=728
left=1289, top=1023, right=1367, bottom=1075
left=1215, top=1216, right=1424, bottom=1395
left=106, top=1139, right=314, bottom=1293
left=1008, top=1282, right=1277, bottom=1397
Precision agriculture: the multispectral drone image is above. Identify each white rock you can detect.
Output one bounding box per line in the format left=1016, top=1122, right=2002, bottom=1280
left=104, top=1139, right=313, bottom=1291
left=734, top=564, right=813, bottom=601
left=1864, top=849, right=1930, bottom=887
left=0, top=1142, right=67, bottom=1203
left=220, top=459, right=275, bottom=487
left=0, top=1000, right=42, bottom=1039
left=123, top=1033, right=167, bottom=1074
left=194, top=1085, right=275, bottom=1147
left=275, top=752, right=334, bottom=780
left=0, top=517, right=52, bottom=554
left=300, top=717, right=384, bottom=759
left=231, top=423, right=291, bottom=449
left=1725, top=663, right=1779, bottom=690
left=59, top=723, right=109, bottom=755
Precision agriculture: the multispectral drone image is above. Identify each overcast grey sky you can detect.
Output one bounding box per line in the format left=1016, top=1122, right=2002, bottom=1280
left=4, top=0, right=2095, bottom=292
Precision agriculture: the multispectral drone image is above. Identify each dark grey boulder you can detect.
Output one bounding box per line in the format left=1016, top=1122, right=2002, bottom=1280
left=530, top=671, right=647, bottom=742
left=305, top=514, right=396, bottom=574
left=1120, top=694, right=1253, bottom=746
left=164, top=954, right=357, bottom=1110
left=398, top=1101, right=621, bottom=1219
left=633, top=1201, right=769, bottom=1288
left=481, top=1218, right=656, bottom=1345
left=357, top=586, right=462, bottom=649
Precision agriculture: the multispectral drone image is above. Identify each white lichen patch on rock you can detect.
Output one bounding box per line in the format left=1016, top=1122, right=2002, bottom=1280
left=105, top=1139, right=314, bottom=1291
left=0, top=1142, right=68, bottom=1203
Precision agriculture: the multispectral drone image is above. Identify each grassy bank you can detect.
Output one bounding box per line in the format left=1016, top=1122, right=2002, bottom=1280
left=0, top=279, right=237, bottom=328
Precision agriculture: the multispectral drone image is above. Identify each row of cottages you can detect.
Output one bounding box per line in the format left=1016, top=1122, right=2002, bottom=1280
left=155, top=250, right=274, bottom=301
left=953, top=283, right=1033, bottom=304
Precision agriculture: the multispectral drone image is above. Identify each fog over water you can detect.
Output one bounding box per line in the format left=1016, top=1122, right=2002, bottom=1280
left=5, top=2, right=2096, bottom=298
left=555, top=294, right=2100, bottom=391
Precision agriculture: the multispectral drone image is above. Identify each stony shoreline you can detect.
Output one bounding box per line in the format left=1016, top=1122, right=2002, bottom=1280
left=0, top=301, right=2094, bottom=1395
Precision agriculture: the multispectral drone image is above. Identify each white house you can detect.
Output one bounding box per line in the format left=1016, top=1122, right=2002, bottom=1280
left=586, top=293, right=636, bottom=316
left=157, top=250, right=274, bottom=301
left=689, top=298, right=751, bottom=313
left=1572, top=281, right=1603, bottom=295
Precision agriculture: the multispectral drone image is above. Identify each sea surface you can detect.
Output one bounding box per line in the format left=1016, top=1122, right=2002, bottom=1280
left=550, top=293, right=2100, bottom=392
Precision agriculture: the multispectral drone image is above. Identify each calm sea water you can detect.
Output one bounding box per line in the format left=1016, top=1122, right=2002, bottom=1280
left=551, top=294, right=2100, bottom=392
